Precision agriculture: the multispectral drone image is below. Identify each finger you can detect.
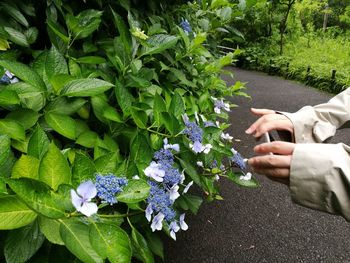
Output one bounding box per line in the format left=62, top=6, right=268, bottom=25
left=248, top=154, right=292, bottom=169
left=253, top=119, right=293, bottom=138
left=254, top=141, right=295, bottom=155
left=250, top=108, right=276, bottom=116
left=251, top=167, right=290, bottom=178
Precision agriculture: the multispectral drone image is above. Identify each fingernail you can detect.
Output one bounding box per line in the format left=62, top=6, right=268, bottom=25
left=245, top=128, right=252, bottom=134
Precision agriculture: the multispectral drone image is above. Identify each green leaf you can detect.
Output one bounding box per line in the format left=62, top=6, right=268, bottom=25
left=24, top=27, right=39, bottom=44
left=145, top=231, right=164, bottom=261
left=59, top=219, right=103, bottom=263
left=4, top=220, right=45, bottom=263
left=0, top=119, right=25, bottom=141
left=117, top=179, right=150, bottom=203
left=94, top=153, right=119, bottom=174
left=47, top=19, right=69, bottom=43
left=89, top=222, right=132, bottom=263
left=131, top=227, right=154, bottom=263
left=126, top=74, right=151, bottom=89
left=60, top=78, right=114, bottom=97
left=179, top=158, right=201, bottom=185
left=76, top=131, right=98, bottom=148
left=169, top=68, right=195, bottom=87
left=0, top=3, right=29, bottom=27
left=45, top=112, right=76, bottom=140
left=0, top=89, right=20, bottom=106
left=160, top=112, right=180, bottom=135
left=66, top=10, right=103, bottom=39
left=12, top=155, right=40, bottom=180
left=176, top=195, right=203, bottom=215
left=46, top=45, right=68, bottom=79
left=5, top=178, right=67, bottom=218
left=6, top=109, right=39, bottom=130
left=141, top=34, right=178, bottom=56
left=130, top=133, right=153, bottom=166
left=153, top=93, right=166, bottom=126
left=72, top=152, right=96, bottom=188
left=39, top=142, right=71, bottom=190
left=169, top=91, right=185, bottom=118
left=38, top=216, right=64, bottom=245
left=227, top=171, right=259, bottom=188
left=27, top=124, right=50, bottom=159
left=75, top=56, right=106, bottom=64
left=0, top=195, right=37, bottom=230
left=0, top=60, right=46, bottom=91
left=0, top=38, right=10, bottom=50
left=110, top=7, right=131, bottom=55
left=49, top=74, right=76, bottom=93
left=115, top=79, right=134, bottom=117
left=0, top=135, right=11, bottom=167
left=131, top=107, right=148, bottom=129
left=4, top=27, right=29, bottom=47
left=46, top=97, right=87, bottom=115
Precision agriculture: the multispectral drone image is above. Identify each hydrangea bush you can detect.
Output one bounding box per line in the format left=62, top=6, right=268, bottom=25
left=0, top=0, right=258, bottom=262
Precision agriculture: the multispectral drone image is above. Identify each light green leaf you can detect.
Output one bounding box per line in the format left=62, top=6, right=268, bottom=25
left=46, top=45, right=68, bottom=79
left=39, top=142, right=71, bottom=190
left=45, top=112, right=76, bottom=140
left=117, top=179, right=150, bottom=203
left=66, top=10, right=103, bottom=39
left=89, top=222, right=132, bottom=263
left=49, top=74, right=76, bottom=93
left=5, top=178, right=67, bottom=219
left=0, top=3, right=29, bottom=27
left=0, top=89, right=20, bottom=106
left=59, top=219, right=103, bottom=263
left=60, top=78, right=114, bottom=97
left=24, top=27, right=39, bottom=44
left=76, top=130, right=98, bottom=148
left=46, top=97, right=87, bottom=115
left=0, top=135, right=11, bottom=167
left=0, top=119, right=25, bottom=141
left=0, top=195, right=37, bottom=230
left=0, top=38, right=10, bottom=50
left=4, top=27, right=29, bottom=47
left=72, top=152, right=96, bottom=187
left=4, top=220, right=45, bottom=263
left=12, top=155, right=40, bottom=180
left=27, top=124, right=50, bottom=159
left=94, top=153, right=119, bottom=174
left=131, top=107, right=148, bottom=129
left=6, top=109, right=39, bottom=130
left=141, top=34, right=178, bottom=56
left=0, top=60, right=46, bottom=91
left=47, top=19, right=69, bottom=43
left=38, top=216, right=64, bottom=245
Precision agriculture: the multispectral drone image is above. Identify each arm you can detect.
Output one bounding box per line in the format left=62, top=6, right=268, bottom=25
left=281, top=88, right=350, bottom=143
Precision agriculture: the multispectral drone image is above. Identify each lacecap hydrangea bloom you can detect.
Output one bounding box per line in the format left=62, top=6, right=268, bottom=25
left=180, top=19, right=192, bottom=34
left=71, top=181, right=98, bottom=217
left=95, top=174, right=128, bottom=204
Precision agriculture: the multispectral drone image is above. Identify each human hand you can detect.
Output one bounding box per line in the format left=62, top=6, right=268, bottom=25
left=245, top=108, right=294, bottom=139
left=248, top=141, right=295, bottom=181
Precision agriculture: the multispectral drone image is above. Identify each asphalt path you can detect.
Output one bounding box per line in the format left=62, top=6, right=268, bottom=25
left=163, top=67, right=350, bottom=263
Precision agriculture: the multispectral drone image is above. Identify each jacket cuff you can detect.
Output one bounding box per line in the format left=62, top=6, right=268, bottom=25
left=290, top=143, right=350, bottom=221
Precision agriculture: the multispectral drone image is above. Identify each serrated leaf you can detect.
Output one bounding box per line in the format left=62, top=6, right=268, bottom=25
left=38, top=142, right=71, bottom=190
left=153, top=93, right=166, bottom=126
left=4, top=220, right=45, bottom=263
left=12, top=155, right=40, bottom=180
left=38, top=216, right=64, bottom=245
left=117, top=179, right=150, bottom=203
left=89, top=222, right=132, bottom=263
left=76, top=130, right=98, bottom=148
left=0, top=135, right=11, bottom=167
left=141, top=34, right=178, bottom=56
left=0, top=89, right=20, bottom=106
left=0, top=60, right=46, bottom=91
left=0, top=3, right=29, bottom=27
left=5, top=178, right=67, bottom=218
left=179, top=158, right=201, bottom=185
left=66, top=10, right=103, bottom=40
left=176, top=195, right=203, bottom=215
left=115, top=79, right=134, bottom=117
left=130, top=133, right=153, bottom=166
left=45, top=112, right=76, bottom=140
left=46, top=45, right=68, bottom=79
left=6, top=109, right=39, bottom=130
left=46, top=97, right=87, bottom=115
left=27, top=124, right=50, bottom=159
left=94, top=153, right=119, bottom=173
left=72, top=152, right=96, bottom=187
left=47, top=19, right=69, bottom=43
left=131, top=107, right=148, bottom=129
left=60, top=78, right=114, bottom=97
left=75, top=56, right=106, bottom=64
left=24, top=27, right=39, bottom=44
left=4, top=27, right=29, bottom=47
left=0, top=195, right=37, bottom=230
left=0, top=119, right=25, bottom=141
left=59, top=219, right=103, bottom=263
left=169, top=91, right=185, bottom=118
left=160, top=112, right=180, bottom=135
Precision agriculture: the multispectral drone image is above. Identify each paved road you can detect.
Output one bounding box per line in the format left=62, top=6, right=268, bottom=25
left=163, top=67, right=350, bottom=262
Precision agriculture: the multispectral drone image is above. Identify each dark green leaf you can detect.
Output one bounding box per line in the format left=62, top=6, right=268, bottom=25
left=75, top=56, right=106, bottom=64
left=72, top=152, right=96, bottom=187
left=160, top=112, right=180, bottom=135
left=0, top=3, right=29, bottom=27
left=153, top=93, right=166, bottom=126
left=95, top=153, right=119, bottom=173
left=66, top=10, right=103, bottom=39
left=169, top=91, right=185, bottom=118
left=117, top=179, right=150, bottom=203
left=4, top=27, right=29, bottom=47
left=45, top=97, right=87, bottom=115
left=226, top=171, right=259, bottom=188
left=131, top=107, right=148, bottom=129
left=176, top=195, right=203, bottom=215
left=76, top=130, right=98, bottom=148
left=0, top=195, right=37, bottom=230
left=141, top=34, right=178, bottom=56
left=131, top=227, right=154, bottom=263
left=46, top=45, right=68, bottom=79
left=38, top=216, right=64, bottom=245
left=115, top=79, right=134, bottom=117
left=179, top=158, right=201, bottom=185
left=6, top=109, right=39, bottom=130
left=145, top=231, right=164, bottom=260
left=130, top=133, right=153, bottom=166
left=4, top=221, right=45, bottom=263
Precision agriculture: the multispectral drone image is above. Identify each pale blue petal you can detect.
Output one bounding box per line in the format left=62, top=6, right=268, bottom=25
left=77, top=180, right=97, bottom=200
left=71, top=189, right=82, bottom=210
left=79, top=202, right=98, bottom=217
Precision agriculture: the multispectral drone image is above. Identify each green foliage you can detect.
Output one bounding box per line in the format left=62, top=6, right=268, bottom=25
left=0, top=0, right=253, bottom=262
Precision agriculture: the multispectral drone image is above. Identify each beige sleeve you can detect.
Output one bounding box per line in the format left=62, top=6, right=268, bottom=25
left=281, top=88, right=350, bottom=143
left=290, top=143, right=350, bottom=221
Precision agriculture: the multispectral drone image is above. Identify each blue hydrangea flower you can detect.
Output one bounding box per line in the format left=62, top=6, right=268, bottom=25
left=183, top=121, right=203, bottom=143
left=230, top=151, right=246, bottom=170
left=71, top=180, right=98, bottom=217
left=204, top=121, right=215, bottom=127
left=163, top=167, right=182, bottom=188
left=147, top=181, right=176, bottom=223
left=180, top=19, right=192, bottom=34
left=154, top=148, right=174, bottom=169
left=95, top=174, right=128, bottom=204
left=0, top=70, right=19, bottom=85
